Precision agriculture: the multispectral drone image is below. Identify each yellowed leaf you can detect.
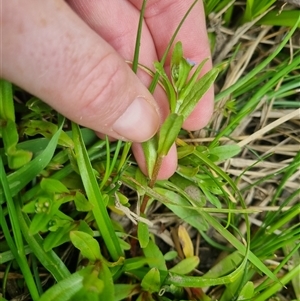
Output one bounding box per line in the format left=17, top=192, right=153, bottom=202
left=178, top=225, right=194, bottom=258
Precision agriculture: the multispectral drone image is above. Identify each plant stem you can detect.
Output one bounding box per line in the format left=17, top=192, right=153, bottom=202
left=140, top=0, right=199, bottom=213
left=140, top=155, right=163, bottom=214
left=0, top=157, right=40, bottom=300
left=132, top=0, right=147, bottom=73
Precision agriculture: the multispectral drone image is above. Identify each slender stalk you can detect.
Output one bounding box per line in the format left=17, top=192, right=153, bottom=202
left=99, top=138, right=123, bottom=190
left=140, top=155, right=163, bottom=213
left=254, top=264, right=300, bottom=301
left=0, top=157, right=40, bottom=300
left=72, top=122, right=123, bottom=260
left=141, top=0, right=199, bottom=213
left=132, top=0, right=147, bottom=73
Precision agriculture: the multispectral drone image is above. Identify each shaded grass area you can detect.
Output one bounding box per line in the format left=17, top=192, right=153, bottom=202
left=0, top=1, right=299, bottom=300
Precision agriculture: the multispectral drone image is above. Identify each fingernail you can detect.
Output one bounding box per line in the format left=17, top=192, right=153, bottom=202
left=112, top=97, right=160, bottom=142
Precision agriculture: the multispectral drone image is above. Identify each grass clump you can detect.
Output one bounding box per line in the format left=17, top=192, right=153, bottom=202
left=0, top=0, right=299, bottom=300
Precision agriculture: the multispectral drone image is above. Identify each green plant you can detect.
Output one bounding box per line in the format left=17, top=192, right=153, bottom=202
left=1, top=1, right=299, bottom=300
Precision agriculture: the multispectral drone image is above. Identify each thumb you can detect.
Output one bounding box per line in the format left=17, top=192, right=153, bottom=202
left=1, top=0, right=160, bottom=142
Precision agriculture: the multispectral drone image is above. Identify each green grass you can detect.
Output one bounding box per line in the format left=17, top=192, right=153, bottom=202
left=0, top=1, right=300, bottom=300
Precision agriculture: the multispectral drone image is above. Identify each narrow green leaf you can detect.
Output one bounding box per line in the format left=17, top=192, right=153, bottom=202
left=131, top=0, right=146, bottom=73
left=114, top=284, right=140, bottom=301
left=135, top=168, right=148, bottom=197
left=203, top=251, right=243, bottom=278
left=147, top=0, right=198, bottom=94
left=154, top=61, right=177, bottom=112
left=243, top=0, right=254, bottom=21
left=0, top=158, right=40, bottom=300
left=3, top=119, right=20, bottom=147
left=177, top=164, right=199, bottom=178
left=40, top=178, right=69, bottom=194
left=254, top=264, right=300, bottom=301
left=154, top=188, right=208, bottom=232
left=169, top=173, right=205, bottom=205
left=169, top=256, right=200, bottom=275
left=0, top=79, right=15, bottom=121
left=170, top=41, right=194, bottom=93
left=215, top=17, right=300, bottom=103
left=72, top=122, right=123, bottom=261
left=71, top=271, right=104, bottom=301
left=201, top=212, right=280, bottom=285
left=43, top=221, right=75, bottom=252
left=164, top=251, right=178, bottom=261
left=164, top=262, right=246, bottom=287
left=25, top=96, right=52, bottom=116
left=178, top=68, right=219, bottom=120
left=142, top=136, right=158, bottom=178
left=138, top=220, right=150, bottom=248
left=23, top=119, right=57, bottom=138
left=123, top=257, right=161, bottom=272
left=258, top=10, right=300, bottom=28
left=237, top=281, right=254, bottom=300
left=0, top=245, right=32, bottom=264
left=157, top=113, right=183, bottom=156
left=70, top=231, right=102, bottom=262
left=244, top=0, right=276, bottom=22
left=38, top=266, right=94, bottom=301
left=266, top=203, right=300, bottom=235
left=22, top=119, right=74, bottom=148
left=177, top=145, right=195, bottom=159
left=141, top=267, right=161, bottom=293
left=6, top=149, right=32, bottom=170
left=15, top=200, right=71, bottom=281
left=209, top=144, right=241, bottom=162
left=219, top=271, right=245, bottom=301
left=97, top=260, right=114, bottom=301
left=74, top=191, right=93, bottom=211
left=143, top=239, right=167, bottom=271
left=29, top=211, right=53, bottom=235
left=177, top=58, right=209, bottom=105
left=171, top=41, right=183, bottom=70
left=201, top=187, right=222, bottom=209
left=0, top=81, right=32, bottom=169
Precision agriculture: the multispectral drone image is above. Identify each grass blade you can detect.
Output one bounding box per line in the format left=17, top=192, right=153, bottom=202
left=0, top=157, right=40, bottom=300
left=72, top=122, right=123, bottom=261
left=15, top=200, right=71, bottom=281
left=215, top=16, right=300, bottom=102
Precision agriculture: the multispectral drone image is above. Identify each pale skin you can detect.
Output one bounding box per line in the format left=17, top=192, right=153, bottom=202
left=1, top=0, right=213, bottom=179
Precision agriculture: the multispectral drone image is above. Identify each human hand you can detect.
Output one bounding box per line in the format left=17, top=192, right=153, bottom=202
left=1, top=0, right=213, bottom=179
